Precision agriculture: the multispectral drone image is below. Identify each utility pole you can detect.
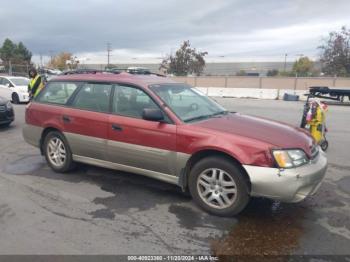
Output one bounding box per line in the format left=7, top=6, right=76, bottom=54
left=8, top=60, right=12, bottom=75
left=40, top=53, right=43, bottom=67
left=49, top=50, right=54, bottom=65
left=107, top=43, right=112, bottom=68
left=284, top=53, right=288, bottom=72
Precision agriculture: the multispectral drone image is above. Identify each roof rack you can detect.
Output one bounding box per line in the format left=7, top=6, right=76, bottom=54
left=61, top=69, right=113, bottom=75
left=107, top=67, right=166, bottom=77
left=61, top=68, right=166, bottom=77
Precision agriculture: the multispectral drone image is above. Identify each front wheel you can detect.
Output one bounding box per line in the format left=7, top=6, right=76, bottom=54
left=12, top=93, right=20, bottom=104
left=43, top=131, right=75, bottom=172
left=189, top=157, right=250, bottom=217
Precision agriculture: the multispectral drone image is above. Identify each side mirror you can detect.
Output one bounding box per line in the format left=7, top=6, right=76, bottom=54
left=6, top=83, right=12, bottom=88
left=142, top=108, right=164, bottom=122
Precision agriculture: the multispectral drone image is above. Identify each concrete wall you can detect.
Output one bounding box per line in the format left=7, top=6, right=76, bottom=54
left=170, top=76, right=350, bottom=100
left=171, top=76, right=350, bottom=89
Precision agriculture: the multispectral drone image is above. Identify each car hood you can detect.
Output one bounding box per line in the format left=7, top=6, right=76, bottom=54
left=15, top=85, right=28, bottom=93
left=192, top=113, right=314, bottom=154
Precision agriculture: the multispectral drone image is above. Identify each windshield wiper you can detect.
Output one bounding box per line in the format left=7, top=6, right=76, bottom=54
left=184, top=115, right=213, bottom=123
left=184, top=111, right=229, bottom=123
left=211, top=110, right=229, bottom=116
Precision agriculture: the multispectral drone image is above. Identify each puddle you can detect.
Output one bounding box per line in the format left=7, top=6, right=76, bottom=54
left=211, top=198, right=306, bottom=257
left=89, top=208, right=115, bottom=220
left=168, top=205, right=235, bottom=231
left=93, top=177, right=191, bottom=212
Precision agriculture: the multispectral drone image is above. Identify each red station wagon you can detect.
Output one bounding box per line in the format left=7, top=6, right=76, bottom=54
left=23, top=72, right=328, bottom=216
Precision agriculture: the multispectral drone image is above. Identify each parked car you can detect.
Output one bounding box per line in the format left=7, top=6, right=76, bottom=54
left=0, top=96, right=14, bottom=127
left=38, top=68, right=62, bottom=82
left=22, top=72, right=328, bottom=216
left=0, top=76, right=30, bottom=103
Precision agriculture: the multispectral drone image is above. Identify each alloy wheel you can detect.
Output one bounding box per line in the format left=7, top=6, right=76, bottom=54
left=197, top=168, right=237, bottom=209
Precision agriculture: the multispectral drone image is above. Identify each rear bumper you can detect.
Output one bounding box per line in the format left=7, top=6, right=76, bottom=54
left=23, top=124, right=43, bottom=147
left=243, top=149, right=328, bottom=203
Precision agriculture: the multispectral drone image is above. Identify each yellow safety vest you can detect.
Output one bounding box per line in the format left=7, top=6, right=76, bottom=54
left=29, top=75, right=44, bottom=97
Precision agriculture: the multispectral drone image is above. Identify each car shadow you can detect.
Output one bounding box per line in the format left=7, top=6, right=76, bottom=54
left=3, top=154, right=191, bottom=210
left=0, top=123, right=14, bottom=131
left=2, top=154, right=237, bottom=232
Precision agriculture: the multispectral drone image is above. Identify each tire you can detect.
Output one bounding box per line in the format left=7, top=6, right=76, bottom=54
left=189, top=156, right=250, bottom=217
left=320, top=140, right=328, bottom=151
left=12, top=93, right=20, bottom=104
left=43, top=131, right=75, bottom=173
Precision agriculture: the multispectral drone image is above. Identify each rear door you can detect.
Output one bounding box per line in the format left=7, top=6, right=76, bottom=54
left=107, top=84, right=177, bottom=175
left=33, top=80, right=80, bottom=134
left=63, top=82, right=112, bottom=160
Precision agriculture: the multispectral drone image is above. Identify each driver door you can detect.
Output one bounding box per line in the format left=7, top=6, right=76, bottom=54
left=107, top=84, right=177, bottom=175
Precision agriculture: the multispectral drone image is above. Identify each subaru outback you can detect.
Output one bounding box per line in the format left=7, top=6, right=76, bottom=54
left=23, top=72, right=328, bottom=216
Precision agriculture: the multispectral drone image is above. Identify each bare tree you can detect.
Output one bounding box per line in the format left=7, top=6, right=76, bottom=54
left=160, top=41, right=208, bottom=76
left=47, top=52, right=79, bottom=70
left=319, top=26, right=350, bottom=76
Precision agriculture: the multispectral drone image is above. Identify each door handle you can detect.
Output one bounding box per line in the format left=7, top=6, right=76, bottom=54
left=62, top=115, right=71, bottom=123
left=112, top=124, right=123, bottom=131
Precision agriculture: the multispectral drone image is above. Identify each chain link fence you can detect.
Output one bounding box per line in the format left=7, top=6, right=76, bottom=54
left=0, top=63, right=30, bottom=77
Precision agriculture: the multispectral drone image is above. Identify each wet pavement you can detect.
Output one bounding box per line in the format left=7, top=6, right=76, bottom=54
left=0, top=99, right=349, bottom=256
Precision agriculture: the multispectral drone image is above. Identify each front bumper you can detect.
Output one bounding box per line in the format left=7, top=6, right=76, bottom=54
left=18, top=92, right=30, bottom=103
left=0, top=108, right=14, bottom=124
left=243, top=149, right=328, bottom=203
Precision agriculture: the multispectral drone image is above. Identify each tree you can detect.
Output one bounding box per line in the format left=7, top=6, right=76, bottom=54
left=292, top=56, right=314, bottom=76
left=16, top=42, right=32, bottom=63
left=319, top=26, right=350, bottom=77
left=159, top=40, right=208, bottom=76
left=47, top=52, right=79, bottom=70
left=0, top=39, right=16, bottom=65
left=0, top=39, right=32, bottom=73
left=266, top=69, right=279, bottom=76
left=236, top=70, right=246, bottom=76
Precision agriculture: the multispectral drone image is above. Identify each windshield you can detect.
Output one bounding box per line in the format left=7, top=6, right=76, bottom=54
left=9, top=78, right=29, bottom=86
left=150, top=84, right=227, bottom=122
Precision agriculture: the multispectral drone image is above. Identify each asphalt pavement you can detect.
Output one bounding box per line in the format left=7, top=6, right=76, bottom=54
left=0, top=98, right=349, bottom=256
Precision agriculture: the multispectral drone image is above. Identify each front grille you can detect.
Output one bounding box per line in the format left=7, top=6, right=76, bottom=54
left=310, top=144, right=319, bottom=159
left=0, top=105, right=6, bottom=112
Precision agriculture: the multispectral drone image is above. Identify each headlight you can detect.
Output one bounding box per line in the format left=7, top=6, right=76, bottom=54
left=6, top=101, right=13, bottom=109
left=272, top=149, right=309, bottom=168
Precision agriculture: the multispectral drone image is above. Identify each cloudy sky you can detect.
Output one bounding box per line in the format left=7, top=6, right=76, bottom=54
left=1, top=0, right=350, bottom=64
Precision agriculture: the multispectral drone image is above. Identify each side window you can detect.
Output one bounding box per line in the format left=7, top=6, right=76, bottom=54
left=0, top=78, right=3, bottom=85
left=113, top=85, right=159, bottom=119
left=2, top=78, right=11, bottom=86
left=72, top=83, right=112, bottom=112
left=36, top=82, right=78, bottom=105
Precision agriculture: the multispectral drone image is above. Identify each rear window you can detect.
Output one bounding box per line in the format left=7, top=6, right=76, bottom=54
left=36, top=82, right=78, bottom=105
left=72, top=83, right=112, bottom=112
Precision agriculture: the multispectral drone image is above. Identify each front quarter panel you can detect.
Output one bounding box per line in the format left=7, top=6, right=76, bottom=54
left=176, top=125, right=274, bottom=167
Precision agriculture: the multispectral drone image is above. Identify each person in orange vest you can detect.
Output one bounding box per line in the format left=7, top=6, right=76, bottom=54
left=28, top=68, right=44, bottom=100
